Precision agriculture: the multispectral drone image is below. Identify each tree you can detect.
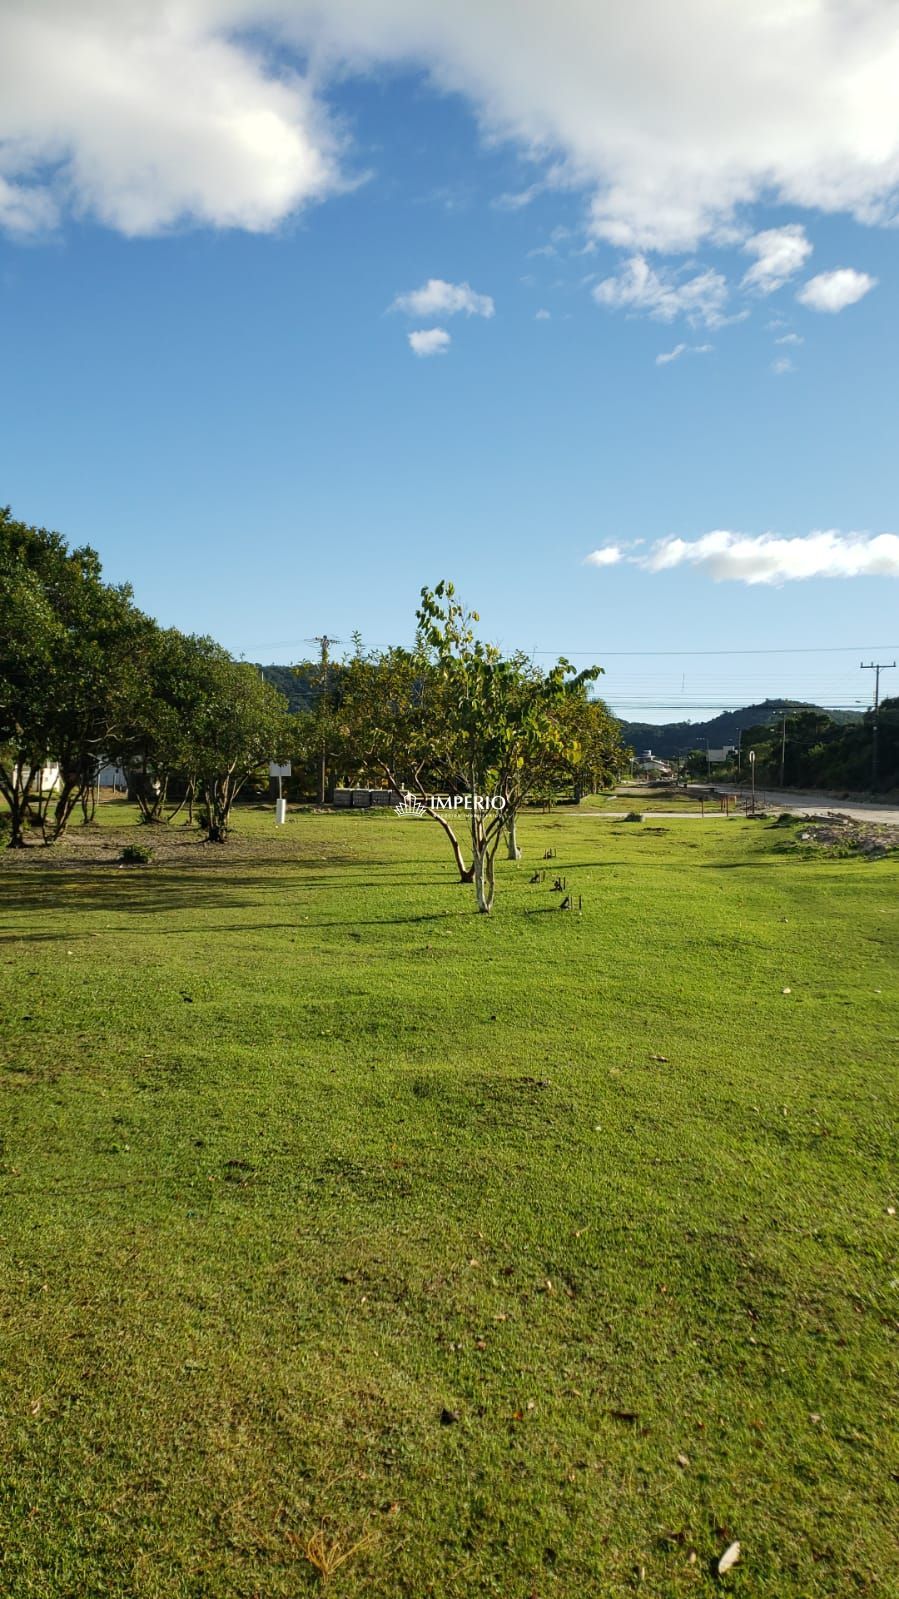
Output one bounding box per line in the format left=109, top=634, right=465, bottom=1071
left=0, top=537, right=61, bottom=845
left=536, top=689, right=623, bottom=806
left=337, top=641, right=478, bottom=879
left=337, top=585, right=614, bottom=909
left=0, top=508, right=147, bottom=844
left=184, top=644, right=291, bottom=841
left=122, top=626, right=221, bottom=824
left=417, top=585, right=606, bottom=905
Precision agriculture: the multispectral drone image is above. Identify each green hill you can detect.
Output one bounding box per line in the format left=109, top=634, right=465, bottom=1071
left=617, top=699, right=862, bottom=758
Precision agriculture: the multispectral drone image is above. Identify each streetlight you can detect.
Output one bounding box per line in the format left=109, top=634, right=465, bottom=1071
left=749, top=749, right=756, bottom=816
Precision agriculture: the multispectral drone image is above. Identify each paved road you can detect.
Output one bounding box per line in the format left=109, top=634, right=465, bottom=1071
left=698, top=784, right=899, bottom=825
left=575, top=788, right=899, bottom=823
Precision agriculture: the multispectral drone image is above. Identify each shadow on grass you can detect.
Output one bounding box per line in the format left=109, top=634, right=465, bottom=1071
left=700, top=861, right=776, bottom=870
left=1, top=912, right=476, bottom=944
left=0, top=866, right=480, bottom=930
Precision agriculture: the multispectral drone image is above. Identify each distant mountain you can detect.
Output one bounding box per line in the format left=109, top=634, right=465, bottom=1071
left=257, top=664, right=319, bottom=713
left=617, top=699, right=862, bottom=758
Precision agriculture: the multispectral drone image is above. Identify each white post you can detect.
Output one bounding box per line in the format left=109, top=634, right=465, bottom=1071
left=270, top=762, right=291, bottom=824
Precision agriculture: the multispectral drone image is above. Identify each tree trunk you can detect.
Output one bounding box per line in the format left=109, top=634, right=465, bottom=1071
left=0, top=770, right=35, bottom=847
left=43, top=775, right=83, bottom=842
left=166, top=787, right=189, bottom=824
left=428, top=809, right=474, bottom=880
left=202, top=773, right=237, bottom=841
left=472, top=845, right=496, bottom=913
left=379, top=760, right=474, bottom=881
left=133, top=769, right=167, bottom=823
left=505, top=812, right=521, bottom=861
left=5, top=797, right=29, bottom=847
left=3, top=789, right=29, bottom=844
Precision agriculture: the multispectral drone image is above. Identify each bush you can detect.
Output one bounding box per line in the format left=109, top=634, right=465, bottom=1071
left=120, top=842, right=154, bottom=865
left=775, top=811, right=797, bottom=825
left=0, top=813, right=10, bottom=848
left=623, top=811, right=643, bottom=822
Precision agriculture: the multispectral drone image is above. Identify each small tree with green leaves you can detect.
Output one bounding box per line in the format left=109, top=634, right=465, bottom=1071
left=185, top=645, right=291, bottom=841
left=415, top=583, right=604, bottom=909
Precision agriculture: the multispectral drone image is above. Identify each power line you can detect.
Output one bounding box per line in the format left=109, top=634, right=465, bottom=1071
left=241, top=640, right=898, bottom=658
left=530, top=644, right=899, bottom=658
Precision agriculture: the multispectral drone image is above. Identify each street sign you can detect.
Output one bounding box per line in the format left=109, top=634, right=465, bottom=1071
left=269, top=762, right=292, bottom=777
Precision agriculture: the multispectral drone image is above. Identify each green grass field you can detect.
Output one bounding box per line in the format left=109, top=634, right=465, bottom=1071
left=1, top=805, right=897, bottom=1597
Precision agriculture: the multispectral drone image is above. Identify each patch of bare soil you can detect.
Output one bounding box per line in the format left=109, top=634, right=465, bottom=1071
left=0, top=807, right=321, bottom=872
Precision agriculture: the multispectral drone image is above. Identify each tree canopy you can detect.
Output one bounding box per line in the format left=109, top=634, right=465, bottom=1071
left=1, top=509, right=290, bottom=844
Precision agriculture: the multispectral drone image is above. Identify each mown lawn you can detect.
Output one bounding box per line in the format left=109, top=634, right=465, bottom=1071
left=580, top=787, right=707, bottom=810
left=1, top=806, right=896, bottom=1597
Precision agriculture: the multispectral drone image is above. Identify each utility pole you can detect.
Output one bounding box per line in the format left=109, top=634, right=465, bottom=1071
left=307, top=635, right=342, bottom=805
left=861, top=660, right=896, bottom=787
left=779, top=711, right=788, bottom=788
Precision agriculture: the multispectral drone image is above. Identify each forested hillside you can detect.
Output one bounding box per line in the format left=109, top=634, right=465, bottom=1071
left=618, top=699, right=862, bottom=757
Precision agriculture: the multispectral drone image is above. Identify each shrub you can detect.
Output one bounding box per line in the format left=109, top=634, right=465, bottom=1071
left=623, top=811, right=643, bottom=822
left=120, top=842, right=154, bottom=865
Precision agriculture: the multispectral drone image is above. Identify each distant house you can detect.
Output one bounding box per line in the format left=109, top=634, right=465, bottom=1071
left=632, top=748, right=674, bottom=778
left=97, top=762, right=127, bottom=789
left=12, top=763, right=60, bottom=793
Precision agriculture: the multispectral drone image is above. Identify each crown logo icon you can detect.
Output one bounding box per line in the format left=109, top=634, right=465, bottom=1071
left=394, top=796, right=426, bottom=818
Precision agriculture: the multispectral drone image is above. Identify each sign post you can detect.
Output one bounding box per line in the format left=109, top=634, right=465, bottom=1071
left=269, top=762, right=291, bottom=825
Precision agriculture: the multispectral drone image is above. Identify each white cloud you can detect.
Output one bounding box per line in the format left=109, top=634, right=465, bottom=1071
left=408, top=327, right=451, bottom=357
left=535, top=307, right=551, bottom=319
left=392, top=279, right=495, bottom=318
left=4, top=5, right=899, bottom=250
left=741, top=225, right=812, bottom=294
left=774, top=332, right=803, bottom=345
left=0, top=175, right=59, bottom=234
left=797, top=268, right=878, bottom=312
left=585, top=545, right=624, bottom=567
left=636, top=529, right=899, bottom=583
left=771, top=356, right=795, bottom=374
left=593, top=255, right=728, bottom=327
left=656, top=341, right=713, bottom=364
left=0, top=3, right=340, bottom=236
left=493, top=183, right=544, bottom=211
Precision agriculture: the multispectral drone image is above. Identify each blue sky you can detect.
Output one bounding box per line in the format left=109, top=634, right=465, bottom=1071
left=2, top=4, right=898, bottom=721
